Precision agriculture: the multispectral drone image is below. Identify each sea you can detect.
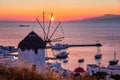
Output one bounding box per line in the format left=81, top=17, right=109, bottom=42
left=0, top=21, right=120, bottom=71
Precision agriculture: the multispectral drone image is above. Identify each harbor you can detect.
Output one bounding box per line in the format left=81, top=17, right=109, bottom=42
left=0, top=42, right=120, bottom=79
left=0, top=21, right=120, bottom=80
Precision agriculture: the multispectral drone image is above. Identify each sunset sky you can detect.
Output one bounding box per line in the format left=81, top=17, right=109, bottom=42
left=0, top=0, right=120, bottom=21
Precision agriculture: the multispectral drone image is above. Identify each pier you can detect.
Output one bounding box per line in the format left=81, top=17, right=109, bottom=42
left=46, top=43, right=103, bottom=50
left=68, top=43, right=102, bottom=47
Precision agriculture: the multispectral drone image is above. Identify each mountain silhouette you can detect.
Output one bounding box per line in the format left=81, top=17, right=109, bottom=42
left=81, top=14, right=120, bottom=21
left=67, top=14, right=120, bottom=22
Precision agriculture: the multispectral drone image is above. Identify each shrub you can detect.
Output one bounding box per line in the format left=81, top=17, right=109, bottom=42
left=110, top=74, right=120, bottom=80
left=0, top=64, right=101, bottom=80
left=93, top=71, right=107, bottom=80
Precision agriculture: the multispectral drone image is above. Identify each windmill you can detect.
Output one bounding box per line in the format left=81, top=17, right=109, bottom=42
left=36, top=12, right=64, bottom=46
left=35, top=12, right=65, bottom=59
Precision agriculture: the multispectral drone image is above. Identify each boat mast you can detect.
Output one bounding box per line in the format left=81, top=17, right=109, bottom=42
left=49, top=22, right=61, bottom=40
left=97, top=46, right=101, bottom=54
left=114, top=51, right=116, bottom=60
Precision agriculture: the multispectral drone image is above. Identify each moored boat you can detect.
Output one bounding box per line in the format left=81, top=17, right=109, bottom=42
left=78, top=58, right=84, bottom=63
left=19, top=24, right=30, bottom=27
left=63, top=59, right=68, bottom=63
left=109, top=60, right=119, bottom=66
left=94, top=53, right=102, bottom=59
left=56, top=51, right=69, bottom=59
left=109, top=51, right=119, bottom=66
left=52, top=43, right=68, bottom=50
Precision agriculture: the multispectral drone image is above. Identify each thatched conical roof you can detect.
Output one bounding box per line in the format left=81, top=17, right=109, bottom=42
left=18, top=31, right=46, bottom=51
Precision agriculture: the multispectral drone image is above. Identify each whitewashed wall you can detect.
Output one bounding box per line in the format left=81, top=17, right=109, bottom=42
left=18, top=49, right=45, bottom=67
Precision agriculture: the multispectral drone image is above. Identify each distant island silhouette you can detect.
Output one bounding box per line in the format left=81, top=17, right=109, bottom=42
left=67, top=14, right=120, bottom=22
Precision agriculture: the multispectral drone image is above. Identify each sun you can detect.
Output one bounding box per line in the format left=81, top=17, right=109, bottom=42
left=51, top=17, right=55, bottom=21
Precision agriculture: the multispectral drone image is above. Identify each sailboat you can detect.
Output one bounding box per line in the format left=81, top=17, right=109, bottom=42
left=94, top=47, right=102, bottom=59
left=109, top=51, right=119, bottom=66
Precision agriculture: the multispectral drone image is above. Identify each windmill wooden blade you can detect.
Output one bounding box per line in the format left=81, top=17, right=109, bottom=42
left=49, top=22, right=61, bottom=40
left=48, top=42, right=52, bottom=46
left=36, top=18, right=47, bottom=40
left=51, top=37, right=64, bottom=41
left=50, top=39, right=62, bottom=42
left=36, top=18, right=44, bottom=31
left=46, top=13, right=53, bottom=40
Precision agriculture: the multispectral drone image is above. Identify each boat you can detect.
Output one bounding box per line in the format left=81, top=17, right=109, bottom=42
left=56, top=51, right=69, bottom=59
left=109, top=51, right=119, bottom=66
left=94, top=46, right=102, bottom=59
left=78, top=58, right=84, bottom=63
left=19, top=24, right=30, bottom=27
left=109, top=60, right=119, bottom=66
left=63, top=59, right=68, bottom=63
left=45, top=57, right=56, bottom=60
left=52, top=43, right=69, bottom=50
left=0, top=46, right=18, bottom=56
left=94, top=54, right=102, bottom=59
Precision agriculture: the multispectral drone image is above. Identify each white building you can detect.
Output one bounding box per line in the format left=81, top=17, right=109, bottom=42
left=87, top=64, right=120, bottom=75
left=18, top=31, right=46, bottom=69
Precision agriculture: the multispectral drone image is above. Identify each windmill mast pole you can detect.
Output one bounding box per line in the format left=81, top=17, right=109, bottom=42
left=47, top=13, right=53, bottom=40
left=43, top=11, right=45, bottom=40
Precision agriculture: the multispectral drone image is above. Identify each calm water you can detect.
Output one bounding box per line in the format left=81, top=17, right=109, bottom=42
left=0, top=21, right=120, bottom=71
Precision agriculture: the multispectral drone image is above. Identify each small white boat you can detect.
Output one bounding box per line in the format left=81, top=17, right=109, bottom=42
left=52, top=43, right=69, bottom=50
left=78, top=58, right=84, bottom=63
left=94, top=53, right=102, bottom=59
left=56, top=51, right=69, bottom=59
left=95, top=46, right=102, bottom=60
left=109, top=60, right=119, bottom=66
left=0, top=45, right=17, bottom=58
left=19, top=24, right=30, bottom=27
left=63, top=59, right=68, bottom=63
left=109, top=51, right=119, bottom=66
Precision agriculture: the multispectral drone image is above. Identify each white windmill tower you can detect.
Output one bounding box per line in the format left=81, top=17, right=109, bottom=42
left=18, top=31, right=46, bottom=68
